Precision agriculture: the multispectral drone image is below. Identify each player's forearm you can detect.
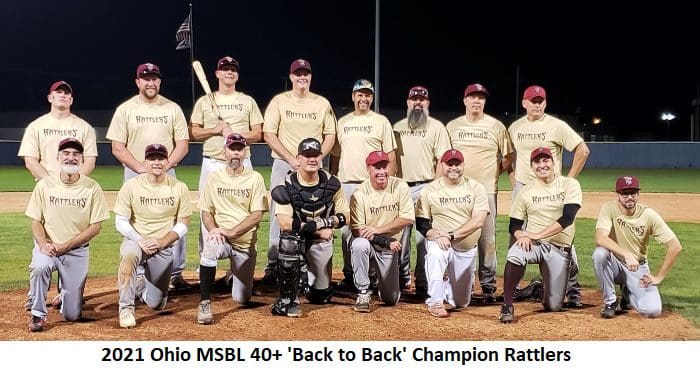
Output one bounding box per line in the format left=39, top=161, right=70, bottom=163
left=201, top=211, right=218, bottom=233
left=241, top=124, right=263, bottom=143
left=23, top=157, right=50, bottom=180
left=500, top=153, right=515, bottom=175
left=64, top=223, right=102, bottom=250
left=594, top=229, right=629, bottom=256
left=189, top=123, right=220, bottom=141
left=277, top=214, right=293, bottom=232
left=228, top=211, right=263, bottom=238
left=377, top=217, right=413, bottom=236
left=387, top=151, right=398, bottom=177
left=320, top=134, right=336, bottom=159
left=112, top=143, right=145, bottom=173
left=80, top=156, right=96, bottom=176
left=329, top=155, right=340, bottom=176
left=31, top=220, right=49, bottom=245
left=453, top=211, right=488, bottom=239
left=655, top=238, right=683, bottom=281
left=532, top=222, right=564, bottom=240
left=264, top=133, right=295, bottom=162
left=567, top=142, right=590, bottom=178
left=167, top=140, right=189, bottom=169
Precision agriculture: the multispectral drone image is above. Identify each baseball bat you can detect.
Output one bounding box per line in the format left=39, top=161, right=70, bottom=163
left=192, top=60, right=223, bottom=120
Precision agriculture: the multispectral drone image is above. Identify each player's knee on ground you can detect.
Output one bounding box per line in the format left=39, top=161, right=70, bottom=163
left=61, top=291, right=82, bottom=321
left=637, top=301, right=662, bottom=318
left=543, top=299, right=564, bottom=312
left=144, top=295, right=168, bottom=310
left=380, top=290, right=400, bottom=306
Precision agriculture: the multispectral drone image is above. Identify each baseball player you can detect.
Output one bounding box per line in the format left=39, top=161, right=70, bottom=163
left=393, top=86, right=451, bottom=296
left=197, top=133, right=268, bottom=324
left=114, top=144, right=192, bottom=328
left=329, top=79, right=398, bottom=291
left=593, top=176, right=683, bottom=319
left=499, top=147, right=582, bottom=323
left=262, top=59, right=337, bottom=284
left=350, top=151, right=414, bottom=313
left=508, top=85, right=591, bottom=307
left=18, top=80, right=99, bottom=311
left=446, top=83, right=514, bottom=303
left=269, top=138, right=349, bottom=317
left=25, top=138, right=109, bottom=332
left=106, top=62, right=191, bottom=291
left=415, top=149, right=489, bottom=317
left=189, top=56, right=264, bottom=286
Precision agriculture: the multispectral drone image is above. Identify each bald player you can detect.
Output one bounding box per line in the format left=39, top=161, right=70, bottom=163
left=18, top=80, right=99, bottom=310
left=393, top=86, right=451, bottom=296
left=508, top=85, right=590, bottom=308
left=330, top=79, right=397, bottom=290
left=262, top=58, right=337, bottom=284
left=26, top=138, right=109, bottom=332
left=416, top=149, right=489, bottom=317
left=446, top=83, right=514, bottom=302
left=197, top=133, right=268, bottom=324
left=593, top=176, right=682, bottom=319
left=189, top=56, right=264, bottom=285
left=499, top=147, right=582, bottom=323
left=350, top=151, right=414, bottom=313
left=114, top=144, right=192, bottom=328
left=107, top=62, right=191, bottom=290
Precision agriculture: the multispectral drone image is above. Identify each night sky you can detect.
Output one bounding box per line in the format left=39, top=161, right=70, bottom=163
left=1, top=0, right=698, bottom=140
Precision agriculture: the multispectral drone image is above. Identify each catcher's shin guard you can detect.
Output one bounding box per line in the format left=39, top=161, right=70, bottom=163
left=271, top=234, right=304, bottom=316
left=306, top=286, right=333, bottom=304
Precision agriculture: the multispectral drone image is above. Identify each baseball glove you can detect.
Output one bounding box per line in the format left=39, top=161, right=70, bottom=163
left=514, top=277, right=543, bottom=301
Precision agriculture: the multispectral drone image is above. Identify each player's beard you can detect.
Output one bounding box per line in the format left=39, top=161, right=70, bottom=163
left=407, top=108, right=427, bottom=129
left=446, top=168, right=462, bottom=181
left=228, top=158, right=242, bottom=171
left=61, top=163, right=80, bottom=175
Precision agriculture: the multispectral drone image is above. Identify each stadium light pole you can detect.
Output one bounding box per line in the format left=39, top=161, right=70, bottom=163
left=374, top=0, right=380, bottom=112
left=661, top=112, right=676, bottom=141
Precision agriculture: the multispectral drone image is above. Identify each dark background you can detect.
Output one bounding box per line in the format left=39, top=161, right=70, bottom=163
left=1, top=0, right=698, bottom=141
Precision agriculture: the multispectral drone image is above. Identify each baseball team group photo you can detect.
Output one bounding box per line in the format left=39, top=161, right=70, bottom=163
left=0, top=54, right=698, bottom=341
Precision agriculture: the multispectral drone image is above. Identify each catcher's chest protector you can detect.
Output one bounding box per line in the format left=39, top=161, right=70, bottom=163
left=286, top=171, right=341, bottom=221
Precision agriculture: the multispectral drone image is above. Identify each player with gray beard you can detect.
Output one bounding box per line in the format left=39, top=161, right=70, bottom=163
left=262, top=59, right=337, bottom=285
left=114, top=144, right=192, bottom=328
left=107, top=62, right=191, bottom=291
left=393, top=86, right=451, bottom=297
left=26, top=138, right=109, bottom=332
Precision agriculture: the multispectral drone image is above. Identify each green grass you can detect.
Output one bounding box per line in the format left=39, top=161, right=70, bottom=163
left=1, top=212, right=698, bottom=326
left=0, top=166, right=697, bottom=193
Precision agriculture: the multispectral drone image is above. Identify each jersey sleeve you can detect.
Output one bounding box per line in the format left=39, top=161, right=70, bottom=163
left=199, top=176, right=215, bottom=215
left=647, top=209, right=677, bottom=244
left=497, top=122, right=515, bottom=157
left=262, top=96, right=281, bottom=134
left=381, top=117, right=398, bottom=152
left=509, top=187, right=527, bottom=220
left=559, top=121, right=584, bottom=152
left=173, top=106, right=190, bottom=141
left=564, top=178, right=583, bottom=206
left=190, top=97, right=206, bottom=126
left=321, top=100, right=337, bottom=135
left=82, top=124, right=99, bottom=157
left=24, top=181, right=45, bottom=222
left=17, top=123, right=40, bottom=158
left=397, top=181, right=415, bottom=221
left=414, top=187, right=432, bottom=219
left=434, top=125, right=452, bottom=162
left=113, top=182, right=133, bottom=218
left=176, top=182, right=192, bottom=219
left=248, top=97, right=264, bottom=127
left=350, top=191, right=366, bottom=229
left=89, top=185, right=111, bottom=223
left=473, top=181, right=490, bottom=213
left=594, top=202, right=614, bottom=232
left=332, top=187, right=350, bottom=217
left=275, top=203, right=293, bottom=217
left=106, top=105, right=128, bottom=142
left=250, top=173, right=269, bottom=213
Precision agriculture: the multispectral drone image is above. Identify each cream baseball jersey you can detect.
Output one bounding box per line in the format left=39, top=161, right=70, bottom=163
left=334, top=111, right=397, bottom=182
left=350, top=177, right=414, bottom=241
left=393, top=116, right=451, bottom=182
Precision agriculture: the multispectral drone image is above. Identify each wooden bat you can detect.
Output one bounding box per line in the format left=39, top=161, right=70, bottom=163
left=192, top=60, right=223, bottom=120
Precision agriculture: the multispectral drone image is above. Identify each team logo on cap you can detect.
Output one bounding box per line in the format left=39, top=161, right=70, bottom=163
left=145, top=63, right=155, bottom=72
left=624, top=176, right=634, bottom=185
left=298, top=60, right=307, bottom=67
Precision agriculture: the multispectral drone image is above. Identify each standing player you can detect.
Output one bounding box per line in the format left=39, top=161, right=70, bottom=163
left=499, top=147, right=582, bottom=323
left=262, top=59, right=337, bottom=284
left=446, top=83, right=514, bottom=302
left=350, top=151, right=414, bottom=313
left=106, top=63, right=191, bottom=290
left=18, top=80, right=99, bottom=310
left=197, top=134, right=268, bottom=324
left=269, top=138, right=349, bottom=317
left=508, top=85, right=590, bottom=307
left=114, top=144, right=192, bottom=328
left=189, top=56, right=264, bottom=284
left=593, top=176, right=682, bottom=318
left=393, top=86, right=451, bottom=295
left=18, top=81, right=98, bottom=179
left=25, top=138, right=109, bottom=332
left=330, top=79, right=397, bottom=290
left=415, top=149, right=489, bottom=317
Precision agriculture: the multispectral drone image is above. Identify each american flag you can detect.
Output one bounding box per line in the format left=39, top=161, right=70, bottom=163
left=175, top=11, right=191, bottom=50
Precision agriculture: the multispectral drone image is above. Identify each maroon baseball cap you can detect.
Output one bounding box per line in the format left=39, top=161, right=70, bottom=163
left=290, top=59, right=312, bottom=74
left=136, top=63, right=162, bottom=79
left=408, top=86, right=429, bottom=99
left=464, top=83, right=489, bottom=98
left=523, top=85, right=546, bottom=101
left=615, top=176, right=641, bottom=192
left=144, top=143, right=168, bottom=159
left=365, top=151, right=390, bottom=166
left=440, top=149, right=464, bottom=163
left=49, top=80, right=73, bottom=94
left=57, top=137, right=83, bottom=153
left=225, top=133, right=247, bottom=148
left=217, top=56, right=240, bottom=71
left=530, top=147, right=553, bottom=162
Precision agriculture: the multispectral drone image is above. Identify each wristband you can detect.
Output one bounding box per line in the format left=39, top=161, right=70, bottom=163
left=171, top=222, right=189, bottom=239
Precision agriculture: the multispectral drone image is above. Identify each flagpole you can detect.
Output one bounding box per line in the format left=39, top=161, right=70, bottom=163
left=188, top=3, right=195, bottom=109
